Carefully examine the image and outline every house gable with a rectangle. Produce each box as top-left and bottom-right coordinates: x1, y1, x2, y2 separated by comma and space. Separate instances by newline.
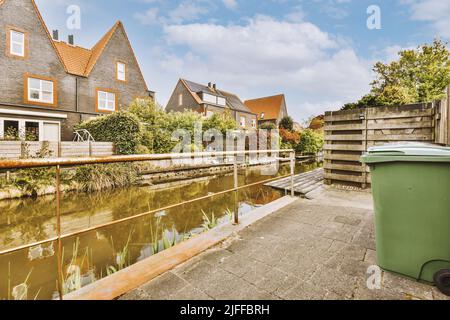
85, 22, 149, 110
166, 79, 201, 113
0, 0, 70, 107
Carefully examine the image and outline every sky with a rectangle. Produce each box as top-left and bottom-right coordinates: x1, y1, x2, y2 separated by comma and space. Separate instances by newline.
34, 0, 450, 123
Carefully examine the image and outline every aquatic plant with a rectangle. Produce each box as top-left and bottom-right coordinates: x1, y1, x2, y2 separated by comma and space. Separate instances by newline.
201, 210, 217, 231
62, 238, 94, 295
106, 230, 134, 276
10, 268, 33, 300
74, 163, 139, 192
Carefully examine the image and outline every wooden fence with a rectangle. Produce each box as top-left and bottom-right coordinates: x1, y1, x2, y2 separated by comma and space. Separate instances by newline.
0, 141, 114, 159
324, 102, 445, 188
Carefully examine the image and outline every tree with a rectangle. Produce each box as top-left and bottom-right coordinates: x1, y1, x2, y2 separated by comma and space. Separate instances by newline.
343, 40, 450, 110
279, 116, 294, 131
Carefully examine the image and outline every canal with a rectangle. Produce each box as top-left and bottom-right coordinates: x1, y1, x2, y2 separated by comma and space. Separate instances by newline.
0, 161, 319, 300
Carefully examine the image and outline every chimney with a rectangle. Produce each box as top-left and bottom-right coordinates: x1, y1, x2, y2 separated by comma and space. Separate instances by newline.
208, 82, 212, 88
52, 30, 59, 41
213, 84, 217, 90
68, 35, 74, 45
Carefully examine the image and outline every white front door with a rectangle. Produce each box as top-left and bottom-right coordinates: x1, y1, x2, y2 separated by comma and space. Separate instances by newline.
43, 122, 60, 142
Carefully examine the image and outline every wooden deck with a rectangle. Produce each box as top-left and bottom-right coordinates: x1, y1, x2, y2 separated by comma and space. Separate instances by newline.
265, 168, 324, 196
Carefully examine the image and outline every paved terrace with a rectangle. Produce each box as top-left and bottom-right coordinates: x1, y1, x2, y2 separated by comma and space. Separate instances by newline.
122, 187, 449, 300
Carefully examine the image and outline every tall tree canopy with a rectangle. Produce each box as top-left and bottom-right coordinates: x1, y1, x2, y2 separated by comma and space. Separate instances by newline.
342, 40, 450, 110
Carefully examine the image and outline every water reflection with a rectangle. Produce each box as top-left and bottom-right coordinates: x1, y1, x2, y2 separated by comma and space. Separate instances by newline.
0, 162, 318, 300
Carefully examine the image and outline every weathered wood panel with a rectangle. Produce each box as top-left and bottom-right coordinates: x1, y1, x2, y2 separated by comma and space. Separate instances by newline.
324, 103, 438, 188
0, 141, 114, 159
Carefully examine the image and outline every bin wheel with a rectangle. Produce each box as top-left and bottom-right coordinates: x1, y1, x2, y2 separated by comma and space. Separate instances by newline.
434, 269, 450, 297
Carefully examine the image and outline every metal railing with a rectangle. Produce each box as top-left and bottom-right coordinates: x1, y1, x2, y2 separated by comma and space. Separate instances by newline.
0, 149, 295, 300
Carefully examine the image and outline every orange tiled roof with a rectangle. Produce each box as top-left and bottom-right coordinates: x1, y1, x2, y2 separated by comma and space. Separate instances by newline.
244, 94, 285, 120
53, 42, 92, 76
52, 21, 121, 77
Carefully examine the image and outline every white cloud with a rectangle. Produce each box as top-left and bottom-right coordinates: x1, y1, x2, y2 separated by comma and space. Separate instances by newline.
222, 0, 238, 10
402, 0, 450, 38
157, 15, 372, 120
134, 8, 159, 25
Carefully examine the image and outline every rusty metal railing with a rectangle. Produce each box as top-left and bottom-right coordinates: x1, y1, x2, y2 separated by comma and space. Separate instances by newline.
0, 149, 296, 300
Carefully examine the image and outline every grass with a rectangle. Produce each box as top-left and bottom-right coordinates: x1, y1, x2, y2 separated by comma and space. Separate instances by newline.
201, 210, 217, 231
106, 230, 134, 276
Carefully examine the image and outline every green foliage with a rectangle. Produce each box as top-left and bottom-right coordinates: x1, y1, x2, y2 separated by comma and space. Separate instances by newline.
279, 116, 294, 131
73, 163, 139, 192
203, 113, 237, 134
201, 210, 217, 231
343, 40, 450, 110
14, 143, 55, 198
76, 112, 142, 155
260, 122, 277, 130
296, 129, 324, 155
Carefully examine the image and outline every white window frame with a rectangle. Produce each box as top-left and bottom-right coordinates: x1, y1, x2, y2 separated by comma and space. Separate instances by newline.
10, 30, 25, 57
217, 97, 226, 106
178, 93, 183, 106
0, 117, 60, 142
117, 62, 126, 81
27, 77, 54, 104
202, 93, 217, 104
97, 90, 116, 112
240, 116, 246, 127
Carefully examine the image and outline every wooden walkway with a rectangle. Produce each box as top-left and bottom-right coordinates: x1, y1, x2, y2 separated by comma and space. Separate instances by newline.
265, 168, 324, 196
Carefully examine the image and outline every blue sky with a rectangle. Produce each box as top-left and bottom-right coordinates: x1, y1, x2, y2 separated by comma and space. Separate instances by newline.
35, 0, 450, 122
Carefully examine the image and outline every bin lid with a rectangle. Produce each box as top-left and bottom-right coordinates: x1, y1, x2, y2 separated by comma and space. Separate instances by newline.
361, 143, 450, 164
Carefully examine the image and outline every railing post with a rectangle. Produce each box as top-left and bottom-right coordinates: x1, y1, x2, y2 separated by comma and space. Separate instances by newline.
290, 151, 295, 197
55, 165, 64, 300
233, 153, 239, 225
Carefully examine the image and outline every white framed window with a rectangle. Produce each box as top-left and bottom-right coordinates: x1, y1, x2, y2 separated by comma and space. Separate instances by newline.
10, 30, 25, 57
117, 62, 126, 81
97, 90, 116, 112
202, 93, 217, 104
178, 93, 183, 106
217, 97, 226, 106
252, 119, 257, 129
28, 77, 54, 104
240, 116, 246, 127
0, 117, 60, 142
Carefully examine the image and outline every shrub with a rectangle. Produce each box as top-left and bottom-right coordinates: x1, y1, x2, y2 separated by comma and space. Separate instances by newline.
76, 112, 142, 155
260, 122, 277, 130
279, 116, 294, 131
296, 129, 324, 155
74, 163, 139, 192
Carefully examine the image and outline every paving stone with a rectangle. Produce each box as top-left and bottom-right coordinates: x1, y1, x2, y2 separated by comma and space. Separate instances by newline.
364, 249, 377, 265
139, 272, 187, 299
168, 285, 213, 300
309, 265, 358, 299
121, 189, 443, 301
382, 271, 434, 300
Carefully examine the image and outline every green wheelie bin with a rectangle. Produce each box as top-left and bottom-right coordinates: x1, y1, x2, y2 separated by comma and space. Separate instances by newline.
361, 144, 450, 295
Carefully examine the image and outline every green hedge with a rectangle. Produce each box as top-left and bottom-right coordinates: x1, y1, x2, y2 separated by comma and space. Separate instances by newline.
76, 112, 142, 155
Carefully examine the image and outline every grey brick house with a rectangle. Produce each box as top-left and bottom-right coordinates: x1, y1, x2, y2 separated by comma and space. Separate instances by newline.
166, 79, 257, 130
0, 0, 152, 141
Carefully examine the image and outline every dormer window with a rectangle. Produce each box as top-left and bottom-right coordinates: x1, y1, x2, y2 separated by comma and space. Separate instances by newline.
117, 61, 126, 82
202, 93, 217, 104
7, 27, 28, 58
217, 97, 226, 106
201, 92, 227, 106
261, 112, 265, 119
